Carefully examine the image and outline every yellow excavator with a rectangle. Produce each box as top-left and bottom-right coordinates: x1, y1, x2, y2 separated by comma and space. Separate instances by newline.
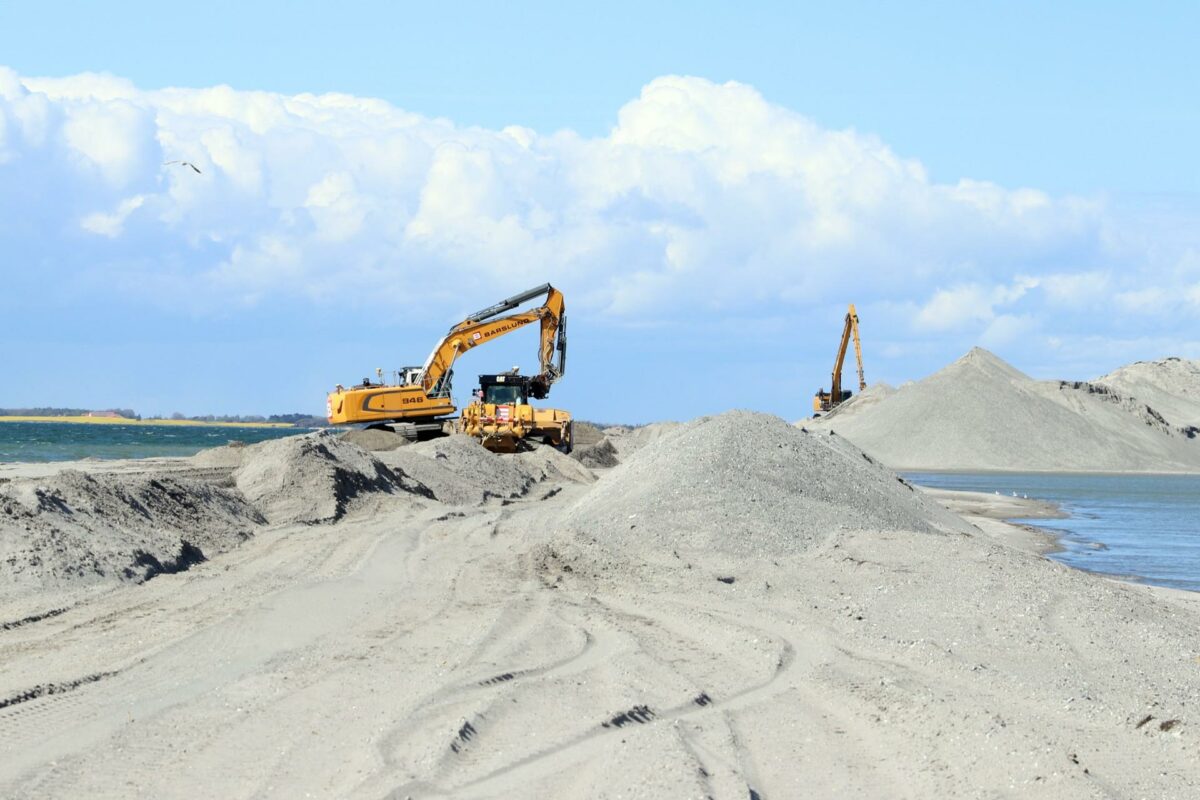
813, 303, 865, 415
326, 284, 568, 442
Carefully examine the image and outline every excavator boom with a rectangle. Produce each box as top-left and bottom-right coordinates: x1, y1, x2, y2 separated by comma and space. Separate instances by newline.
418, 284, 566, 398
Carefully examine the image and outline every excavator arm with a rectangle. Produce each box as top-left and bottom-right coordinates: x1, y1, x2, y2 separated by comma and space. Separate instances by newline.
419, 283, 566, 398
851, 307, 865, 392
829, 306, 853, 403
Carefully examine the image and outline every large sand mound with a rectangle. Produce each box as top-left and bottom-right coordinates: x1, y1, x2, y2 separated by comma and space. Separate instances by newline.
566, 410, 965, 560
1096, 356, 1200, 431
233, 432, 432, 524
0, 470, 263, 599
810, 348, 1200, 472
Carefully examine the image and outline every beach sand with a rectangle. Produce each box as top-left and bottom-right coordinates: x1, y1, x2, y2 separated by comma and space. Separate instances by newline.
2, 415, 1199, 798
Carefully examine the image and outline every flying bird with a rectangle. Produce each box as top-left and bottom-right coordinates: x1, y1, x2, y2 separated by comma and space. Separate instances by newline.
163, 160, 202, 174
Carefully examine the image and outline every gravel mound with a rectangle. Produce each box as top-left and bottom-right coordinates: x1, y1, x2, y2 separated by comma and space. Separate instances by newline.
571, 438, 619, 469
190, 442, 247, 469
571, 422, 606, 447
380, 435, 593, 506
0, 470, 264, 598
1096, 357, 1200, 430
602, 422, 683, 457
338, 428, 410, 452
566, 410, 963, 560
233, 432, 432, 524
808, 348, 1200, 472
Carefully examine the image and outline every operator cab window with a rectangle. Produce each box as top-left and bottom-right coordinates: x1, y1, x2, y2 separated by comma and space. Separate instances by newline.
484, 385, 523, 405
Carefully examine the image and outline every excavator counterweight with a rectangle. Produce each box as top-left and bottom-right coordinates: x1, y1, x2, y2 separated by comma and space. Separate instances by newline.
814, 304, 866, 415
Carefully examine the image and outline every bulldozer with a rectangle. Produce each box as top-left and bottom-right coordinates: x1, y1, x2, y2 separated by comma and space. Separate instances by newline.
813, 303, 865, 415
459, 370, 573, 453
326, 284, 569, 442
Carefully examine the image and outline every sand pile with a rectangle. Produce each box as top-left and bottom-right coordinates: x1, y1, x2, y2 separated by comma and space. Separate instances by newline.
566, 410, 965, 561
0, 429, 595, 599
1096, 356, 1200, 430
809, 348, 1200, 472
337, 427, 411, 452
601, 422, 683, 457
380, 435, 593, 506
0, 470, 263, 598
571, 437, 619, 468
570, 422, 606, 447
189, 441, 248, 469
232, 432, 432, 524
567, 422, 619, 468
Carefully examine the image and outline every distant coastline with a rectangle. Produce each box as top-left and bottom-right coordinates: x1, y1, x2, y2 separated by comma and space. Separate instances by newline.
0, 416, 297, 429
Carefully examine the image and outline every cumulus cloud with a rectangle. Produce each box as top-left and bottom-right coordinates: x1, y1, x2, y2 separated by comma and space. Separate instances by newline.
1, 63, 1196, 378
914, 277, 1039, 331
1, 68, 1119, 314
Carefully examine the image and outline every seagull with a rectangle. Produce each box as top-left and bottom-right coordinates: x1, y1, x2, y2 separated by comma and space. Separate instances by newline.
163, 160, 202, 174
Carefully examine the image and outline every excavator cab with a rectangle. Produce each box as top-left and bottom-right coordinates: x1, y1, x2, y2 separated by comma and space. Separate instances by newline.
813, 388, 853, 414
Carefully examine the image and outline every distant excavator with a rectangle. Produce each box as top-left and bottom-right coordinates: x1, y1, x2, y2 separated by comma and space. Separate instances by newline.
813, 304, 865, 415
326, 284, 569, 443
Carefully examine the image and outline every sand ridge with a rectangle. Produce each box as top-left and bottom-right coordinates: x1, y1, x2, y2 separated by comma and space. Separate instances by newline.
1096, 356, 1200, 430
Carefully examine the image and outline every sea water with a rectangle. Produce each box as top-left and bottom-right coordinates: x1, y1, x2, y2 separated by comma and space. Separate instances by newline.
0, 421, 307, 463
906, 471, 1200, 593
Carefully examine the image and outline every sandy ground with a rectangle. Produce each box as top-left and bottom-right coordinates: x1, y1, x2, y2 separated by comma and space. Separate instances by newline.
3, 418, 1200, 799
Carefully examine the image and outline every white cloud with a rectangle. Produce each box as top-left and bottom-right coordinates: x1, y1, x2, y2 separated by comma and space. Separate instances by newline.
914, 277, 1039, 331
0, 67, 1196, 345
914, 285, 996, 330
980, 313, 1036, 347
1114, 287, 1171, 314
81, 194, 145, 237
1038, 271, 1111, 307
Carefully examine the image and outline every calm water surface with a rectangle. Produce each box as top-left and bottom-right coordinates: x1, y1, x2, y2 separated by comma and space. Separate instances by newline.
0, 421, 308, 463
905, 471, 1200, 593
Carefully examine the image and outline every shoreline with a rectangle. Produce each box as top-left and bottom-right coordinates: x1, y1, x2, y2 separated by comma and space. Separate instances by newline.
920, 485, 1069, 557
0, 416, 299, 429
901, 465, 1200, 477
921, 484, 1200, 598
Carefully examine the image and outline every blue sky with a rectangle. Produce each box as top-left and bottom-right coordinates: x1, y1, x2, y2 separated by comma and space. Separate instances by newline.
1, 2, 1198, 421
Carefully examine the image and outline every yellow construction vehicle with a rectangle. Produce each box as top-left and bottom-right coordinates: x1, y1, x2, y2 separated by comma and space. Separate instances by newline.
813, 303, 865, 415
326, 284, 567, 439
459, 370, 573, 453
